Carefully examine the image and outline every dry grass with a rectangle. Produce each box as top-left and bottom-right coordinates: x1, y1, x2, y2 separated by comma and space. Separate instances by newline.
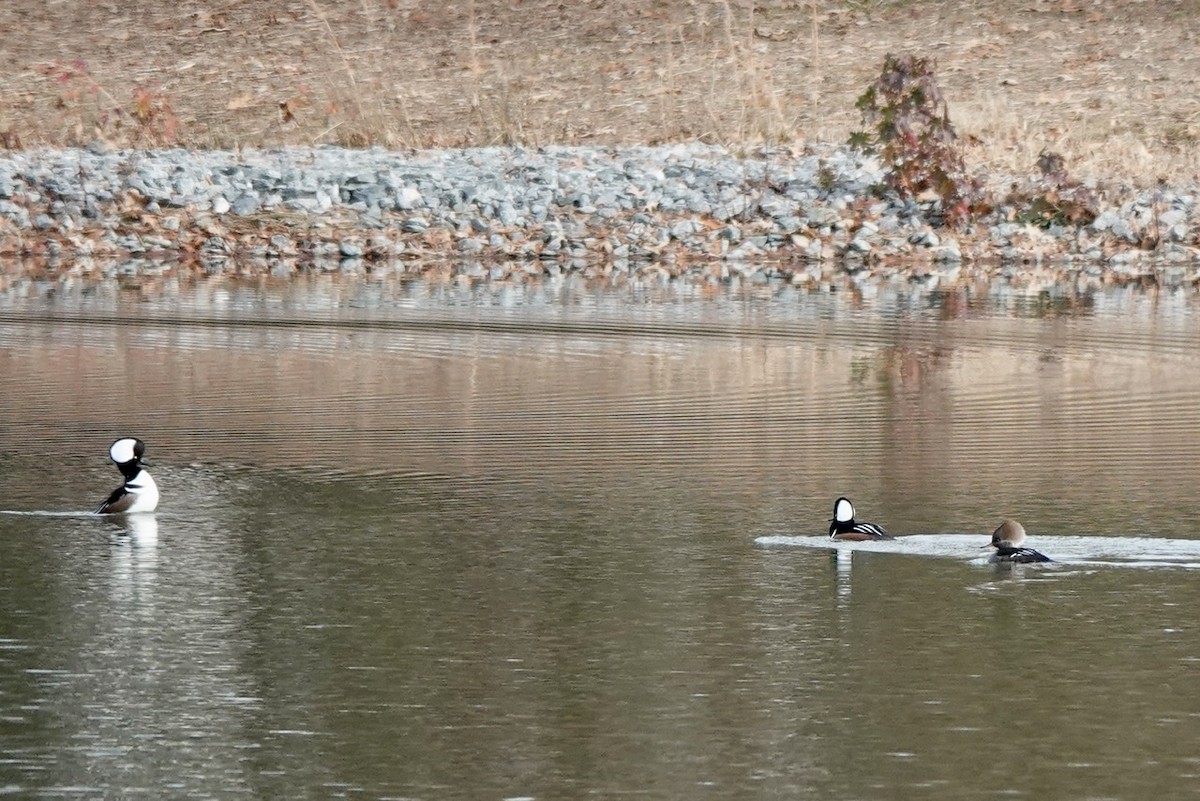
1, 0, 1198, 186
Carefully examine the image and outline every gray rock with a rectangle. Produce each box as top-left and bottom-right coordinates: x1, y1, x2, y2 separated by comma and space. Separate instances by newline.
1110, 219, 1135, 241
807, 207, 841, 227
231, 194, 260, 215
774, 215, 804, 234
670, 220, 703, 240
1160, 208, 1187, 228
1092, 210, 1120, 231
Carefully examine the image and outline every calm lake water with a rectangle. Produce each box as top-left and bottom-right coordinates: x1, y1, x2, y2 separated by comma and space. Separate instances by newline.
3, 270, 1200, 799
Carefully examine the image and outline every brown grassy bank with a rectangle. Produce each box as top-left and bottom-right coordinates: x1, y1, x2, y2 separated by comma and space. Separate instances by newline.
1, 0, 1198, 187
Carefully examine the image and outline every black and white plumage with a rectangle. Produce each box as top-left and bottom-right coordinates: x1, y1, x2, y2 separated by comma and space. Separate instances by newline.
96, 437, 159, 514
987, 519, 1051, 563
828, 497, 893, 541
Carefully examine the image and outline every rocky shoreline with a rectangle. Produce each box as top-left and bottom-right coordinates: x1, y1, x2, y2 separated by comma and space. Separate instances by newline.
1, 143, 1198, 284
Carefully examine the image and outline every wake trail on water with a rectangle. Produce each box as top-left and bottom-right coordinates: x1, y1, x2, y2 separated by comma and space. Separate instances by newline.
756, 533, 1200, 569
0, 510, 101, 517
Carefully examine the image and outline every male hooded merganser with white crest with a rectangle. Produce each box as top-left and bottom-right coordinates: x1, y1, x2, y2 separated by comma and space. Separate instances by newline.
96, 437, 159, 514
986, 519, 1050, 563
828, 497, 893, 541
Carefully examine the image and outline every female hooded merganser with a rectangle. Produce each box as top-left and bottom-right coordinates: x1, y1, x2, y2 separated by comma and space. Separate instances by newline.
96, 438, 159, 514
987, 519, 1050, 563
828, 497, 893, 541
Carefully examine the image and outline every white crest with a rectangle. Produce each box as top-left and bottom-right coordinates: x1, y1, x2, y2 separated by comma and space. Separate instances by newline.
834, 497, 854, 523
109, 438, 139, 464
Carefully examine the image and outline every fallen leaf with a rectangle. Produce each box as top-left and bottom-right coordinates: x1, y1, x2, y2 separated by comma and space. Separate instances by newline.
226, 93, 255, 111
279, 95, 310, 122
753, 26, 789, 41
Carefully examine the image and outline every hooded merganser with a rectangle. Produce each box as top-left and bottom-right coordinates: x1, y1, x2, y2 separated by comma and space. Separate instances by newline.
987, 519, 1050, 563
828, 497, 893, 541
96, 438, 159, 514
